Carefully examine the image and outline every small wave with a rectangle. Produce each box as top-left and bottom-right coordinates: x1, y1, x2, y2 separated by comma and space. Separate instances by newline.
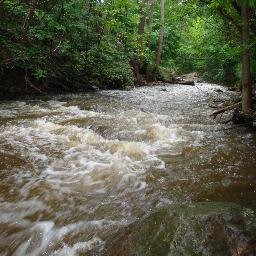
0, 110, 193, 195
14, 220, 112, 256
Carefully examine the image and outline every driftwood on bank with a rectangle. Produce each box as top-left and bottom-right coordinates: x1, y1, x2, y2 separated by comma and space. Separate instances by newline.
210, 102, 241, 119
169, 79, 195, 86
176, 80, 195, 86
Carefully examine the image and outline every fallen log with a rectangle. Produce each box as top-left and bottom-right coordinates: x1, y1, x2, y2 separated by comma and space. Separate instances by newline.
227, 86, 240, 92
178, 80, 195, 86
208, 104, 220, 109
210, 102, 241, 119
170, 80, 195, 86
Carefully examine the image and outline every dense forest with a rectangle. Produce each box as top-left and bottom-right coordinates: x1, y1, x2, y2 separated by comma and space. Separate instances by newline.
0, 1, 255, 102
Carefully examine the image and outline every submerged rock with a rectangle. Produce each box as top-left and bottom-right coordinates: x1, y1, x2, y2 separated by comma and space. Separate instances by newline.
104, 202, 256, 256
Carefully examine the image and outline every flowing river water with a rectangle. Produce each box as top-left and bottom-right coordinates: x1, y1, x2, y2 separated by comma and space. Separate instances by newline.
0, 83, 256, 255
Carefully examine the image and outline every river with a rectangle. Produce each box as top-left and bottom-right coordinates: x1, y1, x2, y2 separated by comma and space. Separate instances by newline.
0, 83, 255, 255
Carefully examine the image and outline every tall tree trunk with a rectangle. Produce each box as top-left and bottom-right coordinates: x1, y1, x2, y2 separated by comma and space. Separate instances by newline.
241, 3, 252, 113
23, 0, 38, 30
147, 0, 155, 46
155, 0, 165, 73
132, 0, 148, 85
138, 0, 148, 49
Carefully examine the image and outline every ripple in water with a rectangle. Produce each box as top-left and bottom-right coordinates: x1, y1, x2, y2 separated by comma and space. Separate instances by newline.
0, 84, 255, 255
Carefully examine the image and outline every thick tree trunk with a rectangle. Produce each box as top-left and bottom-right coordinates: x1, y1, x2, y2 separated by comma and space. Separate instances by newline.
155, 0, 165, 72
241, 3, 252, 113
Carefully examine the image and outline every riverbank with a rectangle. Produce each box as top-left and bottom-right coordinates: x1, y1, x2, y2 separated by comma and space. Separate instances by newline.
1, 75, 255, 128
0, 68, 131, 100
0, 70, 198, 100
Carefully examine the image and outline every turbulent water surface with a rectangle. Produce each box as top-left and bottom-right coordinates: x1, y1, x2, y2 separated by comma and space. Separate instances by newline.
0, 83, 256, 255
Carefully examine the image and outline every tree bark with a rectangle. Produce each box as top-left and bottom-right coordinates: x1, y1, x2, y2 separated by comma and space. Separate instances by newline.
133, 0, 148, 85
155, 0, 165, 72
138, 0, 148, 49
147, 0, 155, 46
241, 3, 252, 113
23, 0, 38, 30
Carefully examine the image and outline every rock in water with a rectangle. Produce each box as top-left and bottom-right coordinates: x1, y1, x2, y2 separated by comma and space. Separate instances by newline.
103, 202, 256, 256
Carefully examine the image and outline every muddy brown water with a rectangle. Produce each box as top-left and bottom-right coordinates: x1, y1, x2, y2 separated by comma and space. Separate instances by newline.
0, 84, 255, 255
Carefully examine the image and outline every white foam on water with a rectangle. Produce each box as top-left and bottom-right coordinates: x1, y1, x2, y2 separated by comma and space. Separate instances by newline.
0, 86, 222, 255
52, 237, 104, 256
14, 221, 55, 256
0, 104, 196, 196
0, 200, 47, 225
14, 220, 115, 256
144, 123, 184, 142
0, 99, 110, 122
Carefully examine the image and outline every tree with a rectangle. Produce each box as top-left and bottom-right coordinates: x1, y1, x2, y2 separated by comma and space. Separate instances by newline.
138, 0, 148, 48
241, 2, 252, 112
155, 0, 165, 74
211, 0, 255, 112
147, 0, 155, 46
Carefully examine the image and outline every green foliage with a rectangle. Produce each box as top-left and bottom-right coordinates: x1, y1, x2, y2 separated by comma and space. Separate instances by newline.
0, 0, 139, 89
157, 0, 256, 84
0, 0, 255, 92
